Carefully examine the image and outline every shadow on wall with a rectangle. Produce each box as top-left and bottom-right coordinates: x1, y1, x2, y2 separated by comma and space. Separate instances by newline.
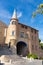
0, 63, 4, 65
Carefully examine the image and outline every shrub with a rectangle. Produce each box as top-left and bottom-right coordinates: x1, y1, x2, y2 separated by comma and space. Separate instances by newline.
27, 54, 38, 59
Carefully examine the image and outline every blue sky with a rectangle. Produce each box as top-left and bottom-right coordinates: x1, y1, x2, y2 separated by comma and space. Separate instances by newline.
0, 0, 43, 42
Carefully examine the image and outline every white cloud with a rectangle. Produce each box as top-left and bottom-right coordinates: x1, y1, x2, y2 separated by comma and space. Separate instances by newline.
0, 9, 11, 19
0, 8, 22, 20
17, 12, 22, 18
41, 41, 43, 43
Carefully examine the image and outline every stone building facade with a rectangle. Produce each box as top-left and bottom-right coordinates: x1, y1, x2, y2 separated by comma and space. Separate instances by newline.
0, 10, 43, 57
0, 21, 7, 45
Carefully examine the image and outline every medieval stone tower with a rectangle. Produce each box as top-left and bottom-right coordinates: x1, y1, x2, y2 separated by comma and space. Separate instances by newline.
5, 10, 18, 46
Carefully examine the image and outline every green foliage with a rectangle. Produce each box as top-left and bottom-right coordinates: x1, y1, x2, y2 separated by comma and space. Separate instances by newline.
41, 10, 43, 14
39, 4, 43, 8
27, 54, 38, 59
39, 39, 43, 50
27, 54, 32, 58
32, 12, 36, 18
39, 39, 41, 43
36, 9, 40, 13
40, 43, 43, 49
32, 4, 43, 18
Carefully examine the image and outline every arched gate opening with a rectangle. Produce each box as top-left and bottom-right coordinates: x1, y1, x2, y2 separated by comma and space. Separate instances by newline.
16, 41, 28, 57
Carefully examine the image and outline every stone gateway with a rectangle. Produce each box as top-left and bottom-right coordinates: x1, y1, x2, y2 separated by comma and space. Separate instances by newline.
0, 10, 43, 57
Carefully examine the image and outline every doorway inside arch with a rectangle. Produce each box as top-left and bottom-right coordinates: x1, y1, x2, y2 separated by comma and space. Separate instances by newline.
16, 41, 28, 57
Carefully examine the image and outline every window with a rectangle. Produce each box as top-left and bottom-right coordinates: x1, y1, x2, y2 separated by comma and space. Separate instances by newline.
12, 31, 15, 36
35, 30, 36, 34
35, 36, 36, 40
25, 34, 28, 38
12, 21, 16, 25
32, 45, 34, 50
20, 32, 24, 38
25, 26, 27, 29
35, 46, 37, 50
31, 28, 33, 33
32, 35, 33, 40
21, 25, 24, 28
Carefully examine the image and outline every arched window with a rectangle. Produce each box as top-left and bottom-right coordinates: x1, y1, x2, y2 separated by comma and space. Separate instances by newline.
12, 21, 16, 25
25, 34, 28, 38
12, 31, 15, 36
20, 32, 24, 38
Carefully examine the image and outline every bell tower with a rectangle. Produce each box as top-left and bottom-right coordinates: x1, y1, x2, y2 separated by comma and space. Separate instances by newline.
10, 10, 18, 25
5, 10, 18, 46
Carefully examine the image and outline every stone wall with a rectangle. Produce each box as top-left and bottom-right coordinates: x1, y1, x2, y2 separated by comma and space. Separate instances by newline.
0, 21, 7, 45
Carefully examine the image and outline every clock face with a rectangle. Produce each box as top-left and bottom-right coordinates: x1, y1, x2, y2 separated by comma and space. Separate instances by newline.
12, 21, 16, 24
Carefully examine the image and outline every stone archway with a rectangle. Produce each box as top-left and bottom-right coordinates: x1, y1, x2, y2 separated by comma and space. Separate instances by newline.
16, 41, 28, 57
